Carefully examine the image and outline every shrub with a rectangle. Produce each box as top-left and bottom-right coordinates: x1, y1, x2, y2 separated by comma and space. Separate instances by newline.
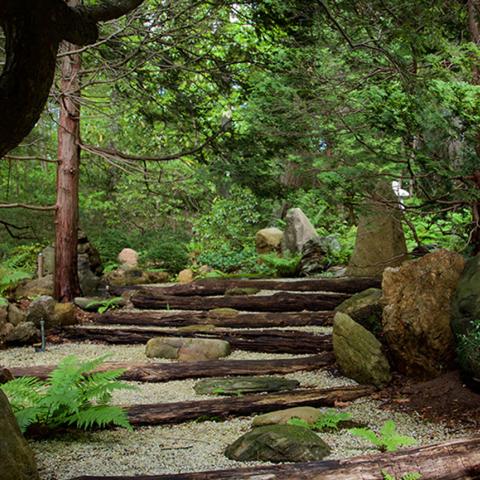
1, 355, 134, 433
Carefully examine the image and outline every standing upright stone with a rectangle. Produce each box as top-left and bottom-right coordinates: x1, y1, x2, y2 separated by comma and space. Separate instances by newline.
118, 248, 139, 270
347, 182, 408, 277
282, 208, 319, 254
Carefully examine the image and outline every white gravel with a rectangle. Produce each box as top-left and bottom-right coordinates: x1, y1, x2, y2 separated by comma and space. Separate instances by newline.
0, 342, 467, 479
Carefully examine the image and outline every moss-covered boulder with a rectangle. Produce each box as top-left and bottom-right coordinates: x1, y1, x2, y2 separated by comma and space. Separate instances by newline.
452, 254, 480, 387
225, 425, 331, 462
335, 288, 383, 338
333, 312, 391, 387
0, 390, 40, 480
194, 376, 299, 396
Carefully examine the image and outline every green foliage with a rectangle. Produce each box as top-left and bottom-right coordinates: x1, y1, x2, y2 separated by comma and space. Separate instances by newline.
0, 269, 31, 296
258, 253, 300, 277
1, 244, 43, 273
1, 355, 134, 434
0, 297, 8, 307
287, 409, 352, 432
456, 320, 480, 377
86, 297, 123, 314
382, 471, 422, 480
350, 420, 417, 452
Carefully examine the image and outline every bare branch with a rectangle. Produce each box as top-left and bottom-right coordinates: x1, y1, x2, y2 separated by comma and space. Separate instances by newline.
0, 203, 56, 211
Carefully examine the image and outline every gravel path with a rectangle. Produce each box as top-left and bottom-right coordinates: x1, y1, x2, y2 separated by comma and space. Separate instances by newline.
0, 342, 467, 480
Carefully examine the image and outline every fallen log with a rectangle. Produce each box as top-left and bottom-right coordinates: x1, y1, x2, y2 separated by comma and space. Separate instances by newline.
131, 291, 349, 312
60, 325, 332, 354
70, 435, 480, 480
126, 385, 375, 426
10, 352, 335, 382
111, 277, 380, 296
98, 310, 334, 328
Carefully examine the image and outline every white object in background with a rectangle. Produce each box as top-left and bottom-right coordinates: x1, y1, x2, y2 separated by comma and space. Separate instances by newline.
392, 180, 410, 209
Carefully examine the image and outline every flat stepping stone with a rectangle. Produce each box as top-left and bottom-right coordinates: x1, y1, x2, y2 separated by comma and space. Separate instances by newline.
225, 424, 331, 462
194, 376, 299, 396
253, 406, 321, 426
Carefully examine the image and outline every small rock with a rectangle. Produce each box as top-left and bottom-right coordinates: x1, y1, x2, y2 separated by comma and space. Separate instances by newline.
333, 312, 391, 387
118, 248, 139, 269
15, 275, 53, 299
194, 376, 299, 396
0, 367, 13, 384
255, 227, 284, 254
225, 425, 331, 463
145, 337, 231, 361
6, 322, 38, 345
252, 407, 321, 426
208, 308, 239, 318
26, 296, 55, 327
0, 322, 14, 342
52, 303, 76, 327
178, 269, 194, 284
145, 271, 170, 283
7, 304, 26, 327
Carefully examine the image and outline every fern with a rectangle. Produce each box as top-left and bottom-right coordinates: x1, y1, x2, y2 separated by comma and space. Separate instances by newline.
287, 409, 352, 432
0, 355, 135, 433
382, 470, 422, 480
350, 420, 417, 452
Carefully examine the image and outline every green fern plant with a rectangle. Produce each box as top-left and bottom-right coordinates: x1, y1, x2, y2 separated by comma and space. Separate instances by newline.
258, 253, 301, 277
382, 470, 422, 480
86, 297, 123, 314
0, 355, 134, 433
0, 268, 31, 295
350, 420, 417, 452
288, 409, 352, 432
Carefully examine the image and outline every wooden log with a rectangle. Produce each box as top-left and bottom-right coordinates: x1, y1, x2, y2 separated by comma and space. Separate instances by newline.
110, 277, 380, 296
98, 310, 334, 328
126, 385, 375, 426
9, 352, 335, 382
131, 291, 349, 312
69, 436, 480, 480
60, 326, 332, 354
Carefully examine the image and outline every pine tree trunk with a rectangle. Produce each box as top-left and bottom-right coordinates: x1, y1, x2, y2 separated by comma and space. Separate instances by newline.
54, 0, 82, 302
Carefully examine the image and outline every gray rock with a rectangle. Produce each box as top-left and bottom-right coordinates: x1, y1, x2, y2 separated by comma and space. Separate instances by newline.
383, 250, 464, 378
8, 304, 26, 327
347, 181, 408, 277
26, 296, 55, 327
52, 303, 77, 327
15, 275, 54, 299
145, 337, 231, 361
282, 208, 319, 254
299, 238, 328, 276
40, 245, 55, 275
78, 254, 103, 296
6, 322, 38, 345
256, 227, 284, 254
0, 390, 40, 480
335, 288, 383, 339
252, 407, 321, 426
225, 425, 331, 463
333, 312, 391, 387
194, 376, 299, 396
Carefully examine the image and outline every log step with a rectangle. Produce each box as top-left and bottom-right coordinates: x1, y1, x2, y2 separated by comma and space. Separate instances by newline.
60, 325, 333, 354
69, 436, 480, 480
98, 310, 334, 328
131, 291, 349, 312
9, 352, 334, 383
112, 277, 380, 297
125, 385, 375, 426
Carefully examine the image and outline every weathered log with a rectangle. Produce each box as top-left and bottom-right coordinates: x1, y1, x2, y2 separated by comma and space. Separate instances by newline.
110, 277, 380, 296
131, 291, 349, 312
98, 310, 334, 328
69, 436, 480, 480
60, 325, 332, 354
10, 352, 334, 382
126, 386, 375, 426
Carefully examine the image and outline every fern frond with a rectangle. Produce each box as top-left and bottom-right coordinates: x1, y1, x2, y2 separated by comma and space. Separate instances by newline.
1, 376, 43, 409
73, 405, 132, 431
14, 406, 44, 433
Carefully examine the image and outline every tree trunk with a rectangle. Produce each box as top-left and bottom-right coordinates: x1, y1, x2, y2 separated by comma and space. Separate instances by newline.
125, 386, 374, 426
9, 353, 334, 382
69, 436, 480, 480
54, 2, 82, 302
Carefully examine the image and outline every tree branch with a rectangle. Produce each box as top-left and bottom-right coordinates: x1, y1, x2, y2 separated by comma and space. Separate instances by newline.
0, 203, 57, 211
78, 0, 145, 23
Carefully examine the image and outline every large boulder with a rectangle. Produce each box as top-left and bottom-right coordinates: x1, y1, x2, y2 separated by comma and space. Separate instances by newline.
194, 376, 299, 396
145, 336, 231, 361
282, 208, 319, 254
382, 249, 464, 378
0, 390, 40, 480
451, 254, 480, 387
347, 182, 408, 277
335, 288, 383, 339
333, 312, 391, 387
256, 227, 284, 254
225, 425, 331, 463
